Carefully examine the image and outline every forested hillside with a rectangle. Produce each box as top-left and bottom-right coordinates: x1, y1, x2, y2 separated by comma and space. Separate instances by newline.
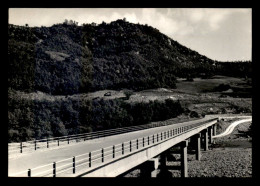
8, 19, 252, 95
8, 19, 252, 142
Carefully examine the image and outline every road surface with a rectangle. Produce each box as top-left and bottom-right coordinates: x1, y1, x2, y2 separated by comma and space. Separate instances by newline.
9, 117, 214, 176
213, 118, 252, 138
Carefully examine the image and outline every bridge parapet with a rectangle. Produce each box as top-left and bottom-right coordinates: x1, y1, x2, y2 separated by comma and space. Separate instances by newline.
10, 118, 218, 177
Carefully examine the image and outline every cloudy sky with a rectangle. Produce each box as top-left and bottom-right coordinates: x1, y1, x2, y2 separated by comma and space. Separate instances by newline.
9, 8, 252, 62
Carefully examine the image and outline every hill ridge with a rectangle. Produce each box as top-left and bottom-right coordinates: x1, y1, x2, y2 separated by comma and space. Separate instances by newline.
8, 19, 251, 95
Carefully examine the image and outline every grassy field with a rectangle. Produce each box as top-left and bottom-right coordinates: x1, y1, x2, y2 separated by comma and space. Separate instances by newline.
14, 75, 252, 117
175, 75, 251, 94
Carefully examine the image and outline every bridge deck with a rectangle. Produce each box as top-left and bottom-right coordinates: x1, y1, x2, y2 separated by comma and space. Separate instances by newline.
9, 116, 218, 177
10, 115, 251, 177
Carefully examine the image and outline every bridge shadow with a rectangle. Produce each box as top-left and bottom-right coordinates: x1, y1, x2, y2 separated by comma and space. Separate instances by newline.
157, 168, 172, 178
166, 165, 181, 170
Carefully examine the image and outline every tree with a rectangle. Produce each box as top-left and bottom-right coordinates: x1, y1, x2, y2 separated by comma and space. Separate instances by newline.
123, 90, 133, 100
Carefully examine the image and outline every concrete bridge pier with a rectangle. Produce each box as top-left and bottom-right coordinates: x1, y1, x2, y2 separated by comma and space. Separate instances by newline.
156, 150, 172, 178
193, 134, 201, 160
208, 126, 213, 144
200, 132, 205, 148
213, 124, 217, 136
189, 134, 201, 161
158, 140, 189, 178
202, 129, 208, 151
139, 158, 159, 177
180, 140, 188, 177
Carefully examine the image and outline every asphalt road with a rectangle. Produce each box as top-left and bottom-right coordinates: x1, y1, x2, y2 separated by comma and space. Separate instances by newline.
9, 115, 251, 177
213, 118, 252, 138
8, 117, 214, 176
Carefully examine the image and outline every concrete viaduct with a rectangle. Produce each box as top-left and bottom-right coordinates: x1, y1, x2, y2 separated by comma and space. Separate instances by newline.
80, 118, 217, 177
9, 115, 252, 177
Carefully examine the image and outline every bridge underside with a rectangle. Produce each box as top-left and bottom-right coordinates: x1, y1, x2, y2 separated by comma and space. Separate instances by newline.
79, 120, 217, 177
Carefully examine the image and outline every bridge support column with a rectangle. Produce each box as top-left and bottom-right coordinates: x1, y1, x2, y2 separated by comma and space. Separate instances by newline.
202, 129, 208, 151
213, 124, 217, 136
200, 132, 204, 148
181, 140, 188, 177
157, 150, 174, 178
208, 126, 213, 144
160, 151, 167, 169
139, 158, 159, 177
194, 134, 201, 161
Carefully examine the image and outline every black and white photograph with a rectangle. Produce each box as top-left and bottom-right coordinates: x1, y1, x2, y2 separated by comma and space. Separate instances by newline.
7, 7, 253, 180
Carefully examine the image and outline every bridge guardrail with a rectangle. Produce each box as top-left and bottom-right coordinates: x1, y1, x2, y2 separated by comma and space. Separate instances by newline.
8, 118, 198, 155
9, 118, 218, 177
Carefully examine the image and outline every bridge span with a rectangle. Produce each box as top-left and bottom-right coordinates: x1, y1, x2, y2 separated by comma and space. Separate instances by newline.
8, 114, 251, 177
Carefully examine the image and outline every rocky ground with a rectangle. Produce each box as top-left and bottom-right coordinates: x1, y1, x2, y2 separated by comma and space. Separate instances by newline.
124, 119, 252, 177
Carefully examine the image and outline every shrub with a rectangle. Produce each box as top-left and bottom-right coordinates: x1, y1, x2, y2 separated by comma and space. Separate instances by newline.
123, 90, 133, 100
214, 84, 231, 92
189, 111, 200, 118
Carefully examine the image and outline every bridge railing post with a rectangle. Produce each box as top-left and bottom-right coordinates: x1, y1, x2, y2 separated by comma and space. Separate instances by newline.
73, 156, 75, 174
143, 138, 145, 147
113, 145, 115, 158
28, 169, 31, 177
130, 141, 132, 152
153, 135, 154, 144
35, 140, 37, 150
101, 148, 104, 162
137, 139, 138, 149
20, 142, 22, 153
148, 136, 149, 145
157, 134, 159, 142
122, 143, 124, 155
57, 137, 59, 146
161, 132, 163, 140
47, 138, 49, 148
53, 162, 56, 177
89, 152, 91, 167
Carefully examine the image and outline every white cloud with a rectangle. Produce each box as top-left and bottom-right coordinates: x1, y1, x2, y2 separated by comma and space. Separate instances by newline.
189, 9, 204, 23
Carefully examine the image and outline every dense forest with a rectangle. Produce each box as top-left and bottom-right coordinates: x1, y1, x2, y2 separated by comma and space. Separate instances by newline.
8, 19, 252, 95
8, 89, 184, 142
8, 19, 252, 142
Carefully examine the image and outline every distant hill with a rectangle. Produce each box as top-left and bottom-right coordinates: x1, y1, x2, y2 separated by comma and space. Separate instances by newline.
8, 19, 252, 95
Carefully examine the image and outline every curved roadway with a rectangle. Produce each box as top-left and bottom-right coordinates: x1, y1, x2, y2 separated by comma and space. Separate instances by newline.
213, 118, 252, 138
